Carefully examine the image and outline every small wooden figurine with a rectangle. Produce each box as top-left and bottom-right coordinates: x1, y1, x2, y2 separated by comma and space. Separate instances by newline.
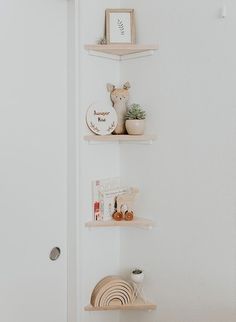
107, 82, 131, 134
113, 187, 139, 221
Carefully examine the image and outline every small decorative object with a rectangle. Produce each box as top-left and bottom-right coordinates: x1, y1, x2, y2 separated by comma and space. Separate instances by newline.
131, 269, 144, 284
90, 276, 135, 307
125, 104, 146, 135
101, 186, 130, 221
107, 82, 131, 134
97, 37, 107, 45
92, 178, 130, 221
105, 9, 136, 44
113, 187, 139, 221
113, 212, 123, 221
86, 102, 117, 135
130, 269, 146, 302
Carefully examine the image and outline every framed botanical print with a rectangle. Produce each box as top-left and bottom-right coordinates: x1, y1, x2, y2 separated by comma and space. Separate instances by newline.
105, 9, 136, 44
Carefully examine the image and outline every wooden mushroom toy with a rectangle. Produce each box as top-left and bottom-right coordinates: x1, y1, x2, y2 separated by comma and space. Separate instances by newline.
113, 188, 139, 221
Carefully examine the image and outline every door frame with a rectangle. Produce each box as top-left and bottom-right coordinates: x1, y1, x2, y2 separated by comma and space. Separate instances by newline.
67, 1, 80, 322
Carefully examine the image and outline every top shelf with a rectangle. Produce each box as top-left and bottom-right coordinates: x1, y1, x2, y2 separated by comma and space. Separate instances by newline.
84, 44, 159, 61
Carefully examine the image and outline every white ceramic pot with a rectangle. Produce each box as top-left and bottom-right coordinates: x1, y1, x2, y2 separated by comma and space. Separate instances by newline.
125, 120, 145, 135
131, 270, 144, 284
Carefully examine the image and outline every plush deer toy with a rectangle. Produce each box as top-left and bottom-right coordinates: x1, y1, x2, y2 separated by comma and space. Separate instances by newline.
107, 82, 131, 134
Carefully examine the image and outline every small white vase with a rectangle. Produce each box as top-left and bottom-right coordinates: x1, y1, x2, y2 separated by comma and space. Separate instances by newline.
131, 270, 144, 284
125, 120, 145, 135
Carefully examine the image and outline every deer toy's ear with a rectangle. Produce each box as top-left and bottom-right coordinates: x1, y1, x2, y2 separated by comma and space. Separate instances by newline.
107, 83, 115, 93
123, 81, 131, 90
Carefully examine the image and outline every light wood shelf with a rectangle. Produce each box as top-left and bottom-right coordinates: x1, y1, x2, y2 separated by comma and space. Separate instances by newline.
84, 44, 158, 60
85, 44, 159, 55
85, 217, 155, 229
84, 134, 157, 143
85, 300, 157, 311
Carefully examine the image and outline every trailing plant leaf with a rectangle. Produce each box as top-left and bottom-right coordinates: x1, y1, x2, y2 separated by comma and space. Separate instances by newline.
125, 104, 146, 120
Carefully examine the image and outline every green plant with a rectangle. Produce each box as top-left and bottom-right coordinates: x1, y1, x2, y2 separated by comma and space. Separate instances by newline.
125, 104, 146, 120
132, 269, 143, 274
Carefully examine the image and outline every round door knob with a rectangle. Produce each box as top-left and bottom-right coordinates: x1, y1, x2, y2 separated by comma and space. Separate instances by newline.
49, 247, 61, 261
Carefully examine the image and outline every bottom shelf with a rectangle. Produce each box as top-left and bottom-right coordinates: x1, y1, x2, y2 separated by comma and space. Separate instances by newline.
84, 299, 157, 311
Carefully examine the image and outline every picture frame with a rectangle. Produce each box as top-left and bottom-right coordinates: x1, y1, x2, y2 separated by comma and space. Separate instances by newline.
105, 9, 136, 44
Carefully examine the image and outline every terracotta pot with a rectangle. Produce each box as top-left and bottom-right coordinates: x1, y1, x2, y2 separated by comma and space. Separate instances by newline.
125, 120, 145, 135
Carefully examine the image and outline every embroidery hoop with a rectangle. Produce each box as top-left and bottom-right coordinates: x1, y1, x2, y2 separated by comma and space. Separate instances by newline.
86, 102, 118, 136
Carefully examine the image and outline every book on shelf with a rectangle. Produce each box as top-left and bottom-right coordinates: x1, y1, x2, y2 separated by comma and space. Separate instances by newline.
92, 177, 129, 221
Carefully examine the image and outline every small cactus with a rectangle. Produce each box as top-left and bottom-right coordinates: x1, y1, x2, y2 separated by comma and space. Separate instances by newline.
125, 104, 146, 120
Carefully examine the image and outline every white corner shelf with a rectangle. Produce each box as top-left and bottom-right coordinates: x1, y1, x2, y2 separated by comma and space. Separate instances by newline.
84, 134, 157, 144
85, 217, 155, 230
84, 44, 158, 61
84, 299, 157, 311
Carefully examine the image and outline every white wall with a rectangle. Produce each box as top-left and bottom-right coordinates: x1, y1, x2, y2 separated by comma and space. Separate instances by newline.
77, 1, 121, 322
119, 0, 236, 322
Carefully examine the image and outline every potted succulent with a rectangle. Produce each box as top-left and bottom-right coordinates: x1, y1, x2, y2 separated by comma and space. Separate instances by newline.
131, 268, 144, 284
125, 104, 146, 135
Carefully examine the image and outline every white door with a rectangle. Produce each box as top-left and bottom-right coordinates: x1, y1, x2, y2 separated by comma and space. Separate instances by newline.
0, 1, 68, 321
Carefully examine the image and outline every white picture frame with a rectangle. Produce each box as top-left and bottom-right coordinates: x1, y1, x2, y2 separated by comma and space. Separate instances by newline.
105, 9, 136, 44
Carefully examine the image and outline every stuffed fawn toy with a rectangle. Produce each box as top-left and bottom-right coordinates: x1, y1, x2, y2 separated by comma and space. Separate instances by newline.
107, 82, 131, 134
